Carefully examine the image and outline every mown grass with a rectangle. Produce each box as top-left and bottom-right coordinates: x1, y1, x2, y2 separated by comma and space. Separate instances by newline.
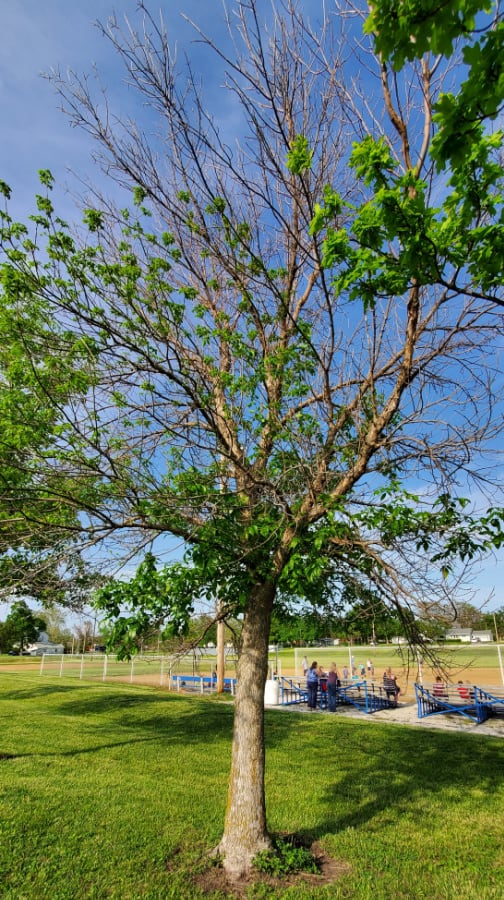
1, 673, 503, 898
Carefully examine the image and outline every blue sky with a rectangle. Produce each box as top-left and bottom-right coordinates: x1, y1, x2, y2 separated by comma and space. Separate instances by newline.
1, 0, 503, 623
0, 0, 234, 625
1, 0, 329, 214
1, 1, 238, 217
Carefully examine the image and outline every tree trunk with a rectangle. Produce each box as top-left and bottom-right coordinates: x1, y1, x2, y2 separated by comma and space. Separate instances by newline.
218, 581, 275, 878
216, 617, 225, 693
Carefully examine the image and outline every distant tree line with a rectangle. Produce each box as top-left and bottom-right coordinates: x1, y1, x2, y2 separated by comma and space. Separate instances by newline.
2, 600, 502, 656
268, 602, 504, 646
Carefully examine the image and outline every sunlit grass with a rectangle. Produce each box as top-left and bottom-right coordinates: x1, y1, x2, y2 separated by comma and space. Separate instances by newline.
1, 673, 503, 898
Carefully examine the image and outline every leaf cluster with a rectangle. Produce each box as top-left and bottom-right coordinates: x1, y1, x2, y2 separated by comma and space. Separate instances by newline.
366, 1, 504, 173
365, 0, 490, 68
252, 836, 319, 877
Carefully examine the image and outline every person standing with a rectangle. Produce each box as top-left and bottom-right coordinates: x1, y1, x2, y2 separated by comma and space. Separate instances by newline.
306, 661, 319, 710
317, 663, 327, 708
327, 662, 340, 712
301, 655, 309, 677
383, 667, 401, 705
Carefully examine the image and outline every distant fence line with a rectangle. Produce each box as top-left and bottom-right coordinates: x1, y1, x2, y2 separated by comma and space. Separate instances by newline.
38, 652, 241, 689
38, 649, 282, 689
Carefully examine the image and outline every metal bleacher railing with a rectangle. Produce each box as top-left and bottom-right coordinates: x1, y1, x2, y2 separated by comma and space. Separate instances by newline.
276, 676, 397, 714
415, 682, 504, 724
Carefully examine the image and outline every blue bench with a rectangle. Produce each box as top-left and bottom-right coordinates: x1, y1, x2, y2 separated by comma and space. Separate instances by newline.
277, 677, 308, 706
335, 680, 397, 714
172, 674, 236, 693
474, 686, 504, 724
415, 682, 504, 725
277, 677, 396, 714
415, 683, 479, 723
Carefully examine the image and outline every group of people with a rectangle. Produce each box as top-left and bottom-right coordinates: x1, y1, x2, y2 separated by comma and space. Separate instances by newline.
302, 655, 375, 681
432, 675, 473, 701
301, 658, 477, 711
303, 657, 402, 710
350, 657, 375, 677
305, 661, 341, 711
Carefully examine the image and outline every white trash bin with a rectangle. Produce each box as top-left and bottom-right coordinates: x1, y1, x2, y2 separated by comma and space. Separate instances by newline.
264, 679, 280, 705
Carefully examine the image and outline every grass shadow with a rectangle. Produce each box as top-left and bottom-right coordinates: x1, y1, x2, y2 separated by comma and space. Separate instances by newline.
294, 719, 504, 839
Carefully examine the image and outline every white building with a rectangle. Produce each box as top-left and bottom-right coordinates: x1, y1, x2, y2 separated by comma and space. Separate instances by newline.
471, 630, 493, 643
445, 626, 493, 643
445, 627, 473, 642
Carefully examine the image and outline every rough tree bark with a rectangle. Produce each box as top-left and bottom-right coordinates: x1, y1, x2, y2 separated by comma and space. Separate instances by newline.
217, 582, 276, 877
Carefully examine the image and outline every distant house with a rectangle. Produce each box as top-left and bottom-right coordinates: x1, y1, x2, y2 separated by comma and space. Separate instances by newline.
471, 630, 493, 643
445, 627, 473, 643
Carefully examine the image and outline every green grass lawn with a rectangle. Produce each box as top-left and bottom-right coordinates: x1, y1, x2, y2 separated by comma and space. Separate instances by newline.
1, 673, 503, 899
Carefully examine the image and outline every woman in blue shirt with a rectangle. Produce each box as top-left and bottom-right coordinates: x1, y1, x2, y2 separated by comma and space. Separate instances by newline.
306, 661, 319, 709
